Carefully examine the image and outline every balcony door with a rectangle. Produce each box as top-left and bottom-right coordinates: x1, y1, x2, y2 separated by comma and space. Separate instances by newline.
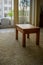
18, 0, 30, 24
0, 0, 14, 28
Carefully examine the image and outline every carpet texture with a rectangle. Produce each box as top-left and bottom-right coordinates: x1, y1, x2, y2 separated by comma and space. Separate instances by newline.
0, 28, 43, 65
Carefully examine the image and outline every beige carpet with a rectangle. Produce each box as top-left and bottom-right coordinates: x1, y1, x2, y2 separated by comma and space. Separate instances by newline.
0, 28, 43, 65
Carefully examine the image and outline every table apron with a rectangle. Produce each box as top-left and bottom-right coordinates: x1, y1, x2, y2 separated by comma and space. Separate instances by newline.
24, 29, 40, 34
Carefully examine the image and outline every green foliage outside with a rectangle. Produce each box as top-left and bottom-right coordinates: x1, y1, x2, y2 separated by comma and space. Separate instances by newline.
19, 10, 29, 16
8, 10, 14, 17
19, 0, 30, 16
8, 10, 29, 17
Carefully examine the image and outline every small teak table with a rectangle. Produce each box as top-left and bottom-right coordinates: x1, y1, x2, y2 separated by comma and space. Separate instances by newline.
16, 24, 40, 47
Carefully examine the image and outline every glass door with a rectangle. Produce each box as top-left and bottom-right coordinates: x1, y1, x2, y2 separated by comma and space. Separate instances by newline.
18, 0, 30, 24
0, 0, 14, 28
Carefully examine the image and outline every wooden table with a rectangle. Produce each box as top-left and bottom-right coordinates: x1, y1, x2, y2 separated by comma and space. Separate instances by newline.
16, 24, 40, 47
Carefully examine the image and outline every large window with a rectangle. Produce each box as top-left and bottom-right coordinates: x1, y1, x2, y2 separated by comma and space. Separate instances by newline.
18, 0, 30, 24
0, 0, 14, 27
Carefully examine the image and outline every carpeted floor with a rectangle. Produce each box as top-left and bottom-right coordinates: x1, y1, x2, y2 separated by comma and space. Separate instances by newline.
0, 28, 43, 65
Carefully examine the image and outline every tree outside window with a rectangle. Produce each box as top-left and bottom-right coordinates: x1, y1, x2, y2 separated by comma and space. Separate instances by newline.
19, 0, 30, 23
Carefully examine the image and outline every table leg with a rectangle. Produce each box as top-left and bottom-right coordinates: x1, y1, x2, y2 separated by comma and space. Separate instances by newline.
27, 34, 29, 38
36, 30, 40, 45
16, 28, 18, 40
22, 33, 26, 47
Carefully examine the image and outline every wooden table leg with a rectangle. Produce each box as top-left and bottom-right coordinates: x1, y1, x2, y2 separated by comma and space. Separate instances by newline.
22, 32, 26, 47
36, 30, 40, 45
27, 34, 29, 38
16, 28, 18, 40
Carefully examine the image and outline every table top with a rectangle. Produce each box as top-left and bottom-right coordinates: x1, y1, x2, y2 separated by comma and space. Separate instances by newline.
16, 24, 40, 29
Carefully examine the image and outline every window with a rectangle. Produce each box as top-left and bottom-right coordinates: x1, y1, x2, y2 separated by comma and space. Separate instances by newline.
9, 7, 12, 10
18, 0, 30, 24
4, 0, 7, 4
9, 0, 12, 4
4, 7, 7, 10
0, 0, 14, 27
4, 13, 7, 17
